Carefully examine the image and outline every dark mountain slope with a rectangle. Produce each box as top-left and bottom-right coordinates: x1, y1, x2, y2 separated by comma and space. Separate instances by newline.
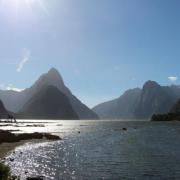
93, 81, 180, 120
0, 68, 98, 120
0, 100, 9, 119
19, 86, 79, 120
134, 81, 175, 119
93, 88, 141, 119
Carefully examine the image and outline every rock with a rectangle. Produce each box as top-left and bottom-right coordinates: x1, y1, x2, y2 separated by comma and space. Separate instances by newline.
26, 176, 44, 180
9, 158, 14, 162
122, 128, 127, 131
43, 133, 61, 140
0, 130, 61, 144
11, 175, 20, 180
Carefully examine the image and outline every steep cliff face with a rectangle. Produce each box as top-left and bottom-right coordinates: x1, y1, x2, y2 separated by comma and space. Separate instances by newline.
93, 81, 180, 120
151, 98, 180, 121
170, 99, 180, 113
19, 86, 79, 120
134, 81, 175, 119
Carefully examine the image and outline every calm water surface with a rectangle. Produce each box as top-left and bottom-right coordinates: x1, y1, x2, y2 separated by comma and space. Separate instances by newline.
2, 120, 180, 180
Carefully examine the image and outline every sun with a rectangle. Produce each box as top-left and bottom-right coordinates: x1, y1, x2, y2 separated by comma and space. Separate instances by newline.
2, 0, 38, 6
0, 0, 48, 15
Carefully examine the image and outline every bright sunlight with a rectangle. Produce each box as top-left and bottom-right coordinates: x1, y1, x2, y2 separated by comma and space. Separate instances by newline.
0, 0, 47, 15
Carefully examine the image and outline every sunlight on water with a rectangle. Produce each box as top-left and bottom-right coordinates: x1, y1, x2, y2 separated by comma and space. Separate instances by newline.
2, 120, 180, 179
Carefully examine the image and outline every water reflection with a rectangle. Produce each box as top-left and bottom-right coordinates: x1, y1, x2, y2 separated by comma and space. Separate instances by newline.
3, 120, 180, 179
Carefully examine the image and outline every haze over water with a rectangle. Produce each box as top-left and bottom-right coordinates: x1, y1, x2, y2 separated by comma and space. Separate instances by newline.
4, 120, 180, 180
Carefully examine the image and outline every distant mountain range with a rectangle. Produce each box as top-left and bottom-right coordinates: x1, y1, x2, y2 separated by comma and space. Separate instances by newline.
93, 81, 180, 120
0, 68, 98, 120
1, 69, 180, 120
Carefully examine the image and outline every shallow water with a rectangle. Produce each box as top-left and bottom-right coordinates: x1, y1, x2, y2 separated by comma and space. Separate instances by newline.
2, 120, 180, 180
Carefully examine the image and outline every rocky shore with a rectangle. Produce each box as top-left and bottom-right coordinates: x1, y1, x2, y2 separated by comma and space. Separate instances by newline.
0, 130, 61, 144
0, 129, 61, 180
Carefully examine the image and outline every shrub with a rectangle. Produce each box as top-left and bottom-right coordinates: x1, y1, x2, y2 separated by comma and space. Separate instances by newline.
0, 163, 11, 180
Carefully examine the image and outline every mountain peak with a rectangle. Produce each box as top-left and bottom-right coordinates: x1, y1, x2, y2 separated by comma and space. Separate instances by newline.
143, 80, 160, 89
45, 67, 64, 85
48, 67, 61, 76
48, 67, 58, 72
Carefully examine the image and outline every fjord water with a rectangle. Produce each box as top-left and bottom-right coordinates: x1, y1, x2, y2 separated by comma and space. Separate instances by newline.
5, 120, 180, 180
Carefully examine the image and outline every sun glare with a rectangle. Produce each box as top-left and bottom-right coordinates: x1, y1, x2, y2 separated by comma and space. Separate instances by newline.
4, 0, 37, 6
0, 0, 48, 15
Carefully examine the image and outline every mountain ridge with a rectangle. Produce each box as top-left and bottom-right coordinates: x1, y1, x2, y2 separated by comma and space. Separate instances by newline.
93, 80, 180, 120
0, 68, 99, 120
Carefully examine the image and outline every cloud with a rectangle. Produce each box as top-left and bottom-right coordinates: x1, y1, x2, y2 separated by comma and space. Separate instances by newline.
16, 48, 31, 72
6, 84, 24, 92
0, 84, 24, 92
168, 76, 178, 82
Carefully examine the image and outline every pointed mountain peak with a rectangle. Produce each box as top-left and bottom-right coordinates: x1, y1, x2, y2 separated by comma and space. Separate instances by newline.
48, 67, 59, 74
31, 67, 65, 92
46, 67, 64, 84
47, 67, 61, 77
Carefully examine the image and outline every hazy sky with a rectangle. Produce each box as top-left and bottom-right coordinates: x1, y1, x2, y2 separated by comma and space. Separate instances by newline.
0, 0, 180, 107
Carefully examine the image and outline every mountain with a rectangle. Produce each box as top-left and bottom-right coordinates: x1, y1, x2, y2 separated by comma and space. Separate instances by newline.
19, 86, 79, 120
151, 98, 180, 121
0, 68, 98, 120
0, 100, 9, 119
170, 98, 180, 113
93, 88, 141, 119
93, 81, 180, 120
133, 81, 177, 119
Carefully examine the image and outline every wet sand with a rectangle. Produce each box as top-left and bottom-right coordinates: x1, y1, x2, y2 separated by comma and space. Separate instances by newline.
0, 140, 44, 159
0, 141, 27, 159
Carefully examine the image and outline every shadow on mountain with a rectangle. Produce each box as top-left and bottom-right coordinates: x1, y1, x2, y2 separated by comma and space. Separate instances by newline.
0, 68, 99, 120
93, 81, 180, 120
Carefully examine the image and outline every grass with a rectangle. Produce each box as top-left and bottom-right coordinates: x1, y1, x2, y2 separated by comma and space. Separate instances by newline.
0, 163, 11, 180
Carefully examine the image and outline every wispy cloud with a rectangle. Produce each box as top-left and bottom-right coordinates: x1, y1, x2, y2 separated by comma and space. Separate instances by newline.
0, 84, 24, 92
6, 84, 24, 92
16, 48, 31, 72
168, 76, 178, 82
6, 87, 24, 92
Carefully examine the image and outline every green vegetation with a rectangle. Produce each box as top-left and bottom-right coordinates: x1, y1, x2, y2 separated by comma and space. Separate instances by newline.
0, 163, 10, 180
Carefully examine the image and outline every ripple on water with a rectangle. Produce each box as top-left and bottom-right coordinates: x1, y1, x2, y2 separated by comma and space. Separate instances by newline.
5, 120, 180, 180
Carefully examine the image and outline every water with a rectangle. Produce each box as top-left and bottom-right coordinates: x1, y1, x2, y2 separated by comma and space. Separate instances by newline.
2, 120, 180, 180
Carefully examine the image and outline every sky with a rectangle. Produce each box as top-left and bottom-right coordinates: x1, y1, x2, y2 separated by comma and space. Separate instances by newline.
0, 0, 180, 107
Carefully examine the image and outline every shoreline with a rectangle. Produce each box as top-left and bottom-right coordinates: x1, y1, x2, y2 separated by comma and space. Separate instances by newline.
0, 129, 61, 179
0, 139, 47, 160
0, 141, 27, 159
0, 129, 61, 161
